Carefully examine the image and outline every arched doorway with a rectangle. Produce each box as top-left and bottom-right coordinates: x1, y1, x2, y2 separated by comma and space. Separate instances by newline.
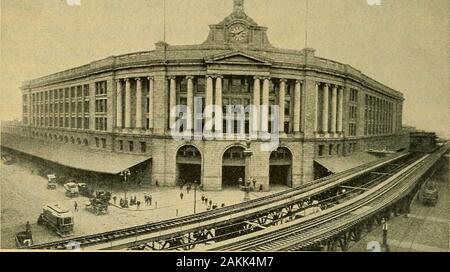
176, 145, 202, 186
269, 147, 292, 187
222, 146, 246, 187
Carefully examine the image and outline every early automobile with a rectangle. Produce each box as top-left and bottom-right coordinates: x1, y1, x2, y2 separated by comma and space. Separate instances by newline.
78, 183, 93, 197
37, 203, 74, 237
15, 231, 33, 248
418, 182, 439, 206
47, 174, 57, 190
64, 182, 79, 197
85, 191, 111, 215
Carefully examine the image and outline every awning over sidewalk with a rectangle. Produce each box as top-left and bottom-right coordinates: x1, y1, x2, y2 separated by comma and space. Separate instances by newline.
314, 152, 380, 174
1, 133, 150, 174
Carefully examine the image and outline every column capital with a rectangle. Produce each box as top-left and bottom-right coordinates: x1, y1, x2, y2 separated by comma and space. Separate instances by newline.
135, 77, 142, 81
185, 75, 195, 80
147, 76, 154, 81
262, 77, 271, 81
215, 75, 224, 79
253, 76, 261, 81
167, 76, 177, 80
323, 83, 330, 88
124, 78, 130, 82
206, 75, 215, 79
296, 79, 304, 85
279, 78, 288, 83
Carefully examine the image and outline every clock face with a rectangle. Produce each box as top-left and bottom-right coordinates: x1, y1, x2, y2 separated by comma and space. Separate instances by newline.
230, 25, 247, 41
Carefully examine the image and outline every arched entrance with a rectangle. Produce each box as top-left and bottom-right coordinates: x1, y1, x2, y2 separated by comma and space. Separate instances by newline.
176, 145, 202, 185
269, 147, 292, 187
222, 146, 246, 187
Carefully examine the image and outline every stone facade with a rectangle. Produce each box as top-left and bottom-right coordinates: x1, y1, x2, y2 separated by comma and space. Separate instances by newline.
9, 0, 409, 191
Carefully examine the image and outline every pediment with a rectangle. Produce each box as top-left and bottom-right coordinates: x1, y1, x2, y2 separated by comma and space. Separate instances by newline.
205, 51, 272, 66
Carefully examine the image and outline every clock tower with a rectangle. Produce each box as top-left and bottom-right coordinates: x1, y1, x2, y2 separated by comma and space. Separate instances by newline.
203, 0, 273, 48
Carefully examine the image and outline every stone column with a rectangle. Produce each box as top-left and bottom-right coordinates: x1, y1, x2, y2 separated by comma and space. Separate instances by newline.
279, 79, 286, 134
148, 77, 154, 130
322, 84, 329, 134
331, 85, 338, 135
169, 77, 177, 129
252, 77, 261, 137
81, 86, 85, 129
52, 90, 56, 127
186, 76, 194, 132
261, 77, 270, 133
135, 78, 143, 129
62, 89, 66, 128
215, 76, 223, 134
124, 78, 131, 128
74, 88, 78, 129
116, 80, 123, 128
68, 88, 72, 128
337, 87, 344, 133
205, 75, 214, 133
294, 80, 301, 134
314, 82, 319, 133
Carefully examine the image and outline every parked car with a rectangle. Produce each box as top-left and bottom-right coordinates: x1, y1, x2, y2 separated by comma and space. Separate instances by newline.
64, 182, 79, 197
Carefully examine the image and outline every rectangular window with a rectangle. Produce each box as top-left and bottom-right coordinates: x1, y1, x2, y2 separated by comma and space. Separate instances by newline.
101, 138, 106, 149
329, 145, 333, 156
95, 137, 100, 147
140, 142, 147, 153
119, 140, 123, 151
318, 145, 324, 157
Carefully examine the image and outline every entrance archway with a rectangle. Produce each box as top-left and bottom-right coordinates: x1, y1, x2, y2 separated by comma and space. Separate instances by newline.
269, 147, 292, 187
222, 146, 246, 187
176, 145, 202, 186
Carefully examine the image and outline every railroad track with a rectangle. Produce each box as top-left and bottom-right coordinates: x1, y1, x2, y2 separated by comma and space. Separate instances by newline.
27, 153, 410, 250
206, 146, 447, 251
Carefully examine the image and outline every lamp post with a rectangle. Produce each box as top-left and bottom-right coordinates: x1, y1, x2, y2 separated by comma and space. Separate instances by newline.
382, 218, 390, 252
193, 182, 198, 214
120, 169, 131, 200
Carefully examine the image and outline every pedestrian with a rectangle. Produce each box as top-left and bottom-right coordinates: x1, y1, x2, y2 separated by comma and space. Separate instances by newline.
136, 201, 141, 210
74, 201, 78, 212
180, 192, 184, 200
149, 195, 152, 206
155, 180, 159, 187
209, 200, 212, 207
113, 196, 117, 205
259, 184, 263, 192
201, 195, 205, 202
205, 197, 208, 205
221, 203, 225, 208
186, 185, 190, 194
252, 178, 257, 188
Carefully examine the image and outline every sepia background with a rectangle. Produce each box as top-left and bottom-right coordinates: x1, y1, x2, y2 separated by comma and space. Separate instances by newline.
1, 0, 449, 137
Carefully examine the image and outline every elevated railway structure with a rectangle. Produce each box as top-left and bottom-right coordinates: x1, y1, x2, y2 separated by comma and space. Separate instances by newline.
25, 145, 447, 251
205, 144, 449, 251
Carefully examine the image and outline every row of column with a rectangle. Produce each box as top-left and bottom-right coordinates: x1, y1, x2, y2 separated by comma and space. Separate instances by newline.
116, 77, 154, 130
315, 83, 344, 136
168, 76, 303, 134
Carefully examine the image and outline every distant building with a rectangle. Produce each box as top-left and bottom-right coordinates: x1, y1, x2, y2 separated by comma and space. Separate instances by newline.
1, 0, 409, 190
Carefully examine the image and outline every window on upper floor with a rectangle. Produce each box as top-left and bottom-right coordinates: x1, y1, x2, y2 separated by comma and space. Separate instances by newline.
318, 145, 324, 157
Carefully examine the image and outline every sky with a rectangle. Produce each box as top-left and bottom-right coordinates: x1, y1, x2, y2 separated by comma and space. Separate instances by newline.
1, 0, 449, 137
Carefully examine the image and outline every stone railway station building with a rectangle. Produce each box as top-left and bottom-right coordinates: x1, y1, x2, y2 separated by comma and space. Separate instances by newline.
1, 0, 409, 191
